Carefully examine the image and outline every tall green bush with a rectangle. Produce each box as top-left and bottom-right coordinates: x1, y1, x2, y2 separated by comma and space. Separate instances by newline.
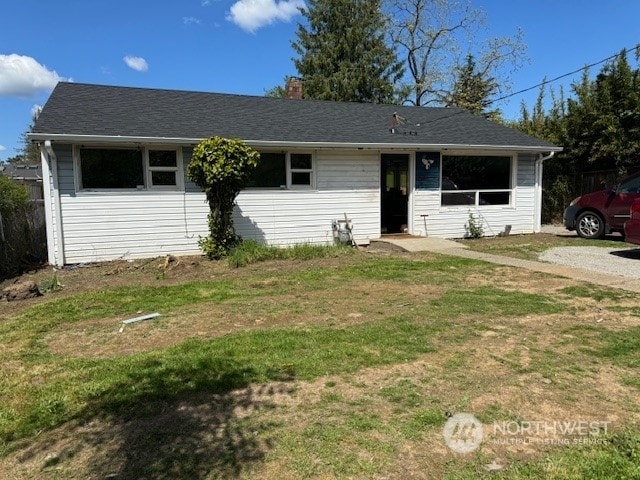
186, 137, 259, 259
0, 176, 31, 279
0, 176, 29, 215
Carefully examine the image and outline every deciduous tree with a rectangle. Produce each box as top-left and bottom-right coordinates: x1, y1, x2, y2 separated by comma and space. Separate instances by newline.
386, 0, 526, 106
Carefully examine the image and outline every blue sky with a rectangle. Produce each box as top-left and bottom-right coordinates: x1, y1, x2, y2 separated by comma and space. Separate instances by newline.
1, 0, 639, 162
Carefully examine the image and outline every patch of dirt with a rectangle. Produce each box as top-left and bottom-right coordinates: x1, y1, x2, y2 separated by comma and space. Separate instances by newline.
4, 306, 640, 480
1, 384, 296, 480
3, 248, 640, 479
45, 279, 447, 359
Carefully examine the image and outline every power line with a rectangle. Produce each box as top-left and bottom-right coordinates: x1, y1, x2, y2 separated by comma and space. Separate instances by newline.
488, 44, 639, 106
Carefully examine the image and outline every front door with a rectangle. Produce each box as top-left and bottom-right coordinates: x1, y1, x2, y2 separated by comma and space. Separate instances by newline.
381, 154, 409, 234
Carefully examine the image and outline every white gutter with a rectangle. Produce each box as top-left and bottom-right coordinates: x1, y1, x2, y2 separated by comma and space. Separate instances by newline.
27, 133, 563, 153
43, 140, 65, 266
533, 151, 556, 233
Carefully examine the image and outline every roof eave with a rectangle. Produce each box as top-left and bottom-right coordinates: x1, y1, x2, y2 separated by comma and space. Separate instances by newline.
27, 133, 562, 153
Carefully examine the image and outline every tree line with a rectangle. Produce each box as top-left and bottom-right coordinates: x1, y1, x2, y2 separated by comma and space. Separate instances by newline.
512, 48, 640, 221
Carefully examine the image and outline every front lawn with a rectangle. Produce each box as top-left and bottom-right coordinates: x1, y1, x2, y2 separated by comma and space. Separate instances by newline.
457, 232, 627, 261
1, 250, 639, 479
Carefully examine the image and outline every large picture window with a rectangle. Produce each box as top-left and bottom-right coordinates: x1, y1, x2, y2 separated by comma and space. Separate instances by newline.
441, 155, 512, 206
79, 148, 144, 189
246, 152, 287, 188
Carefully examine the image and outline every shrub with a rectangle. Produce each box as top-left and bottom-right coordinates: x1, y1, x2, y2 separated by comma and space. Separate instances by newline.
186, 137, 260, 259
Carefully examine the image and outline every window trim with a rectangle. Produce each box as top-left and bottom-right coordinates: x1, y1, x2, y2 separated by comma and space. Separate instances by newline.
439, 152, 515, 209
74, 145, 184, 192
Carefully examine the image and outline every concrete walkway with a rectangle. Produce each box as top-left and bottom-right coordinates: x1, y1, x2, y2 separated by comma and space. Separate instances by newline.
378, 236, 640, 293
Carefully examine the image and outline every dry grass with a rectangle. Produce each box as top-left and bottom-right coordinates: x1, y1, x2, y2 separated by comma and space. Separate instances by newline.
1, 247, 639, 479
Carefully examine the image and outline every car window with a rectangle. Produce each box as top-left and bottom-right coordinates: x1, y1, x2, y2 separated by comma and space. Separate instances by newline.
618, 175, 640, 194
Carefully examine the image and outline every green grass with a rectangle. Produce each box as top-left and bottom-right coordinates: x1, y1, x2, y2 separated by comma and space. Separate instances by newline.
2, 314, 448, 443
2, 251, 640, 479
3, 280, 240, 335
443, 430, 640, 479
0, 254, 566, 447
429, 286, 564, 317
558, 284, 636, 302
227, 239, 353, 267
589, 326, 640, 369
458, 233, 627, 261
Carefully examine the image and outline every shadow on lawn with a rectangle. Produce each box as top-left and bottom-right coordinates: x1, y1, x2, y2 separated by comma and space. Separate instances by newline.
76, 355, 294, 479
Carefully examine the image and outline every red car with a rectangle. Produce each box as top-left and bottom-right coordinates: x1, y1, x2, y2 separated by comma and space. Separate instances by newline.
624, 199, 640, 245
564, 171, 640, 239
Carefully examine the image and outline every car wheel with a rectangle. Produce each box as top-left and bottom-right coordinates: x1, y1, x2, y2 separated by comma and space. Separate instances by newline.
576, 211, 605, 239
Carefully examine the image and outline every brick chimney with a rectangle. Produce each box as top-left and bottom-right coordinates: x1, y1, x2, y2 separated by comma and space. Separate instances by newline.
285, 77, 303, 99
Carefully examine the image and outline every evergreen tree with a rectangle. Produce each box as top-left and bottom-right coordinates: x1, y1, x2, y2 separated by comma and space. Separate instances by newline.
513, 47, 640, 221
565, 50, 640, 175
292, 0, 403, 103
447, 54, 499, 119
8, 109, 42, 165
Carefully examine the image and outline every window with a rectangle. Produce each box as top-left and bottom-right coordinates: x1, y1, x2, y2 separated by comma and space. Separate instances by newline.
246, 152, 287, 188
79, 148, 144, 189
148, 150, 179, 188
245, 152, 314, 189
618, 174, 640, 194
289, 153, 313, 187
441, 155, 512, 206
77, 146, 182, 191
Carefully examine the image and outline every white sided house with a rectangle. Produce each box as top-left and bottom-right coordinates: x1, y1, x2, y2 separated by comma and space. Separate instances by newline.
30, 82, 561, 266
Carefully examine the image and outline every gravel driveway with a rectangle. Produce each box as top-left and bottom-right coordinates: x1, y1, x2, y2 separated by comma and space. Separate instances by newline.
539, 245, 640, 279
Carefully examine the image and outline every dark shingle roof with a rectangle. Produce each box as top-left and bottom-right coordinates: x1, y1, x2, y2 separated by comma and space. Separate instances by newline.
32, 82, 558, 150
0, 164, 42, 181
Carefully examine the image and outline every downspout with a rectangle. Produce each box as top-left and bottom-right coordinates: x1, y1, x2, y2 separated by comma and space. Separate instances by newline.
43, 141, 65, 266
533, 151, 555, 233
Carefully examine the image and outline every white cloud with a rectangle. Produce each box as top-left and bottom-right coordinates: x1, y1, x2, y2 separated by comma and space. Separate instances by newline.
123, 55, 149, 72
0, 145, 6, 152
0, 54, 65, 98
183, 16, 202, 25
227, 0, 305, 33
201, 0, 212, 5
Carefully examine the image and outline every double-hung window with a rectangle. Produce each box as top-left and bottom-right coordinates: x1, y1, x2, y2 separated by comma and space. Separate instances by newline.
147, 149, 179, 189
289, 153, 313, 188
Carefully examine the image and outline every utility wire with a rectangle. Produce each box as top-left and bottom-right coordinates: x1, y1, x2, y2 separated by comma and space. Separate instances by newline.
488, 44, 639, 106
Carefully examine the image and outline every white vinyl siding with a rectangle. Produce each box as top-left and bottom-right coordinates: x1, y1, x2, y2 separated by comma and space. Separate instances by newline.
48, 143, 541, 264
234, 150, 379, 246
54, 147, 379, 263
